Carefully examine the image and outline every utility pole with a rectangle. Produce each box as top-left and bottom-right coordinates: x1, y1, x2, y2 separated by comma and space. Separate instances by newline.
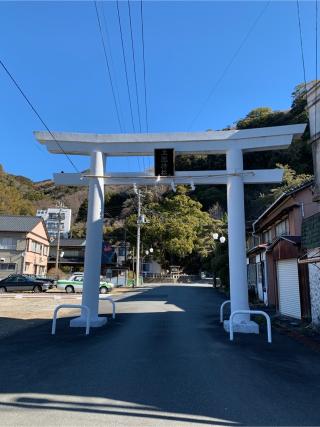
135, 189, 142, 287
55, 201, 64, 278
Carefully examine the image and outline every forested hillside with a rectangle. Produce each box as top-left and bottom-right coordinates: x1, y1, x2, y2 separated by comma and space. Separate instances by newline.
0, 165, 88, 221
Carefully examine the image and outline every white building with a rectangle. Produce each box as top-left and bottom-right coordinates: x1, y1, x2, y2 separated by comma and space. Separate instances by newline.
36, 207, 72, 240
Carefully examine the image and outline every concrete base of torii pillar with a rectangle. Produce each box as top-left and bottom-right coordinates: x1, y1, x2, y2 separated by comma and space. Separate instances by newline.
223, 320, 259, 334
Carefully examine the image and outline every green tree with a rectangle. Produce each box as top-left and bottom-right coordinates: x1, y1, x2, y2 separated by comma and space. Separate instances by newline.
70, 222, 86, 238
126, 187, 222, 271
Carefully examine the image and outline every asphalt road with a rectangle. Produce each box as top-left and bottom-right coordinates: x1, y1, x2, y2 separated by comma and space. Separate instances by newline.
0, 284, 320, 426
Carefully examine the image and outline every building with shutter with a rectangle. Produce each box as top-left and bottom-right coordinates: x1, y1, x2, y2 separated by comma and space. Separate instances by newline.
247, 181, 320, 321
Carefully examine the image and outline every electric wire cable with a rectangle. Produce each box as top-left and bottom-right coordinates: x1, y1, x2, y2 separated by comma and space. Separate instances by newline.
140, 0, 149, 133
188, 0, 271, 130
127, 0, 145, 172
296, 0, 308, 92
140, 0, 151, 170
0, 58, 80, 173
116, 0, 136, 133
127, 0, 142, 133
94, 1, 124, 132
100, 2, 126, 130
315, 0, 318, 137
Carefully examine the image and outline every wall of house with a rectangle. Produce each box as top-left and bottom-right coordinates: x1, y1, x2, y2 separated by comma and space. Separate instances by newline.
25, 222, 49, 275
266, 252, 276, 307
306, 81, 320, 201
256, 187, 319, 239
0, 232, 27, 278
307, 248, 320, 326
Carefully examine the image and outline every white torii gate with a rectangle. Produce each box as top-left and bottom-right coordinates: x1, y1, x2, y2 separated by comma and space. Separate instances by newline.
35, 124, 306, 333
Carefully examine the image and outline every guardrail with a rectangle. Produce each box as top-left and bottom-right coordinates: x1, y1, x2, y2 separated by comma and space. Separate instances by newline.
99, 296, 116, 319
51, 304, 90, 335
229, 310, 272, 343
220, 300, 231, 323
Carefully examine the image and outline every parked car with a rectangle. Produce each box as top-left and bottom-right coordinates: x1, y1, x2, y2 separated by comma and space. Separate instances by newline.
26, 275, 56, 287
56, 275, 113, 294
0, 274, 52, 293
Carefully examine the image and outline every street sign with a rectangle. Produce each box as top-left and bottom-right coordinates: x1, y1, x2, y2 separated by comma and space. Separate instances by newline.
154, 148, 175, 176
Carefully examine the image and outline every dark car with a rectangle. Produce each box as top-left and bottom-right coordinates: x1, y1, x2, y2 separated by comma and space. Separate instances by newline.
26, 275, 56, 288
0, 274, 51, 293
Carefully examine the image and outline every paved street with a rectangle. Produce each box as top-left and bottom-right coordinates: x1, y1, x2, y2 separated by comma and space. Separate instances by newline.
0, 284, 320, 426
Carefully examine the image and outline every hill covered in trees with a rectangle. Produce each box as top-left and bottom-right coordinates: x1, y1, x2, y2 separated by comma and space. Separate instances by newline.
0, 165, 88, 221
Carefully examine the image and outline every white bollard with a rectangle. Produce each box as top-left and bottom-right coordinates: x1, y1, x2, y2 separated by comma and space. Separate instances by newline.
99, 296, 116, 319
229, 310, 272, 343
220, 300, 231, 323
52, 304, 90, 335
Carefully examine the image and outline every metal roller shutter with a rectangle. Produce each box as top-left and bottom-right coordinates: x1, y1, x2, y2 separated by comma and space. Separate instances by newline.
277, 259, 301, 319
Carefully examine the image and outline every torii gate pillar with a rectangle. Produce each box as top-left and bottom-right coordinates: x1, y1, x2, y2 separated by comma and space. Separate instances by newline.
70, 150, 107, 328
225, 147, 257, 333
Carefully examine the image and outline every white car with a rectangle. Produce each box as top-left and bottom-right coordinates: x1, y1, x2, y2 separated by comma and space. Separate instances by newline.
57, 274, 113, 294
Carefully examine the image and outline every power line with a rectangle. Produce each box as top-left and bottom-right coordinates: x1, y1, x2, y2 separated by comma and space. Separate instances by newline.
100, 2, 126, 131
116, 0, 136, 133
140, 0, 149, 133
127, 0, 145, 172
316, 0, 318, 84
94, 1, 124, 132
296, 0, 307, 90
0, 58, 80, 173
316, 0, 318, 137
128, 0, 142, 133
188, 0, 271, 130
140, 0, 151, 171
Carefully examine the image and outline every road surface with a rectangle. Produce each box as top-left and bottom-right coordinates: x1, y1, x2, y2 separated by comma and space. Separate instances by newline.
0, 284, 320, 426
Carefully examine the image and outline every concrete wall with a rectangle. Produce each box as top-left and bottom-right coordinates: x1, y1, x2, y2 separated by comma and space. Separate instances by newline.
306, 81, 320, 201
307, 248, 320, 326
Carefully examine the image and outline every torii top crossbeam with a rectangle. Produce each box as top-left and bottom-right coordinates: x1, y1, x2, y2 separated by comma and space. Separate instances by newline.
34, 124, 305, 156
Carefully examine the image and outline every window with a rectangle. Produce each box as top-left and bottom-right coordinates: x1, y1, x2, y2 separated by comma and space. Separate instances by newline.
262, 229, 273, 244
38, 266, 46, 275
46, 222, 58, 230
63, 249, 82, 257
118, 247, 126, 257
28, 240, 42, 254
48, 213, 65, 220
43, 246, 49, 256
276, 218, 289, 237
0, 263, 16, 271
0, 238, 17, 250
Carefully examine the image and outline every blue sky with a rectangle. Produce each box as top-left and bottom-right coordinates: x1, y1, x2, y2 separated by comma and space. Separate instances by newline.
0, 1, 318, 181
